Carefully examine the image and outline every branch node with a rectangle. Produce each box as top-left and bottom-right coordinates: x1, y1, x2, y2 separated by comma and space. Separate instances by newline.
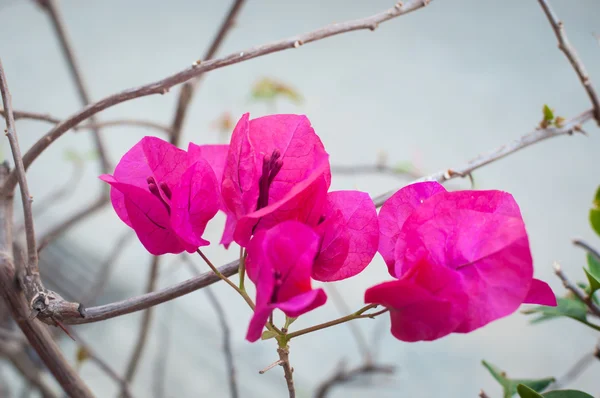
293, 40, 302, 48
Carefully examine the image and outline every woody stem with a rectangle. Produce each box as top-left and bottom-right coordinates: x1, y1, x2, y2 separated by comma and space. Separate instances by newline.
239, 246, 246, 291
285, 304, 387, 340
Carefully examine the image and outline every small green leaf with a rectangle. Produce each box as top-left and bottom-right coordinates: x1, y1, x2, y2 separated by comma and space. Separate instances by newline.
518, 384, 544, 398
482, 361, 554, 398
583, 268, 600, 295
591, 186, 600, 237
587, 253, 600, 277
251, 77, 303, 104
261, 330, 278, 341
523, 297, 587, 324
543, 391, 594, 398
543, 105, 555, 122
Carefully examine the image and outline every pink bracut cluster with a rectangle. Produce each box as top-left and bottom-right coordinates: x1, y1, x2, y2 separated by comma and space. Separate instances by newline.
101, 113, 556, 343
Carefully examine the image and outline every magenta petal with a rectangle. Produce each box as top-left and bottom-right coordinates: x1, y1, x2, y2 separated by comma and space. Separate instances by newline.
233, 161, 329, 247
220, 212, 236, 249
170, 160, 220, 251
104, 179, 184, 255
246, 306, 274, 342
100, 174, 132, 228
378, 181, 446, 276
275, 288, 327, 318
312, 190, 378, 282
249, 114, 331, 203
524, 279, 557, 306
188, 143, 229, 184
222, 113, 258, 219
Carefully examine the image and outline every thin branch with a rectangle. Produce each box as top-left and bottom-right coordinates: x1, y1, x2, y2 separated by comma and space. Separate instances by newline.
184, 257, 238, 398
37, 195, 109, 252
169, 0, 246, 145
67, 327, 134, 397
152, 305, 172, 398
0, 340, 58, 398
0, 163, 93, 397
573, 239, 600, 263
0, 60, 39, 276
278, 346, 295, 398
331, 164, 421, 180
80, 230, 134, 305
373, 108, 593, 207
33, 259, 240, 325
121, 256, 161, 396
0, 109, 173, 135
549, 347, 598, 389
314, 361, 395, 398
0, 325, 27, 343
479, 390, 491, 398
553, 262, 600, 317
537, 0, 600, 124
0, 0, 432, 194
37, 0, 111, 172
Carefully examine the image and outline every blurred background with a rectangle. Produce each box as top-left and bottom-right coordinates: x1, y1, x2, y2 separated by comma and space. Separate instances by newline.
0, 0, 599, 396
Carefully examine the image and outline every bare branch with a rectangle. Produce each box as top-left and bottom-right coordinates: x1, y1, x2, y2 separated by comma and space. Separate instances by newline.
331, 164, 421, 180
0, 163, 93, 397
0, 60, 39, 277
169, 0, 246, 145
37, 195, 109, 252
278, 346, 295, 398
121, 256, 161, 396
37, 0, 112, 172
67, 327, 135, 397
80, 230, 134, 305
549, 344, 599, 389
0, 340, 58, 398
573, 238, 600, 264
314, 361, 395, 398
0, 108, 173, 135
553, 262, 600, 317
184, 257, 238, 398
537, 0, 600, 124
0, 0, 432, 194
373, 108, 593, 207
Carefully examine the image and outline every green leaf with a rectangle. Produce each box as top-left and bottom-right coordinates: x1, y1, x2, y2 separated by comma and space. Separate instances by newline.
542, 391, 593, 398
518, 384, 544, 398
523, 297, 587, 324
261, 330, 278, 341
591, 186, 600, 237
583, 268, 600, 295
587, 253, 600, 277
543, 104, 555, 122
251, 77, 303, 104
482, 361, 555, 398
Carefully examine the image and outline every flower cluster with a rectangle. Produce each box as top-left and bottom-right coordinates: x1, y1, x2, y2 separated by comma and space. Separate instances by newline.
102, 113, 556, 344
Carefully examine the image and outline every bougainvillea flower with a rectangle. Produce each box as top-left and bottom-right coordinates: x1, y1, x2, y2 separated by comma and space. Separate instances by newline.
100, 136, 222, 255
245, 221, 327, 342
221, 113, 379, 281
221, 113, 330, 247
366, 181, 556, 342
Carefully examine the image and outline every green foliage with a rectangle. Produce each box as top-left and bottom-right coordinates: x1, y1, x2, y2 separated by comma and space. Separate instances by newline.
261, 330, 278, 340
517, 385, 594, 398
543, 105, 555, 122
251, 77, 303, 104
590, 186, 600, 237
523, 297, 587, 324
583, 268, 600, 296
539, 104, 564, 128
482, 360, 554, 398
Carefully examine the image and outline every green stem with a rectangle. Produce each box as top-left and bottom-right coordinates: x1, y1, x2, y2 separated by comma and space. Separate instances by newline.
239, 246, 247, 291
286, 304, 387, 340
196, 249, 255, 310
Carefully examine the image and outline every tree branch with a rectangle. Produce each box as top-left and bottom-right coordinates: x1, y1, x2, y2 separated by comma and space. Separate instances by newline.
0, 0, 432, 195
373, 108, 593, 207
169, 0, 246, 145
0, 60, 39, 277
277, 346, 295, 398
331, 163, 421, 180
537, 0, 600, 124
553, 262, 600, 317
314, 361, 395, 398
0, 108, 172, 135
573, 238, 600, 264
0, 162, 93, 397
37, 0, 112, 172
121, 256, 160, 396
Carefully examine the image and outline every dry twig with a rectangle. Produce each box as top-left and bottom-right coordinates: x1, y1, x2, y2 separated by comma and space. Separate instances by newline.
37, 0, 112, 172
0, 0, 432, 195
314, 361, 395, 398
553, 262, 600, 317
121, 256, 161, 396
278, 346, 296, 398
537, 0, 600, 124
169, 0, 246, 145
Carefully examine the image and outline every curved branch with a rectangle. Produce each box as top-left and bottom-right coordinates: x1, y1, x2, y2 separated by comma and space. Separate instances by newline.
0, 0, 432, 195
